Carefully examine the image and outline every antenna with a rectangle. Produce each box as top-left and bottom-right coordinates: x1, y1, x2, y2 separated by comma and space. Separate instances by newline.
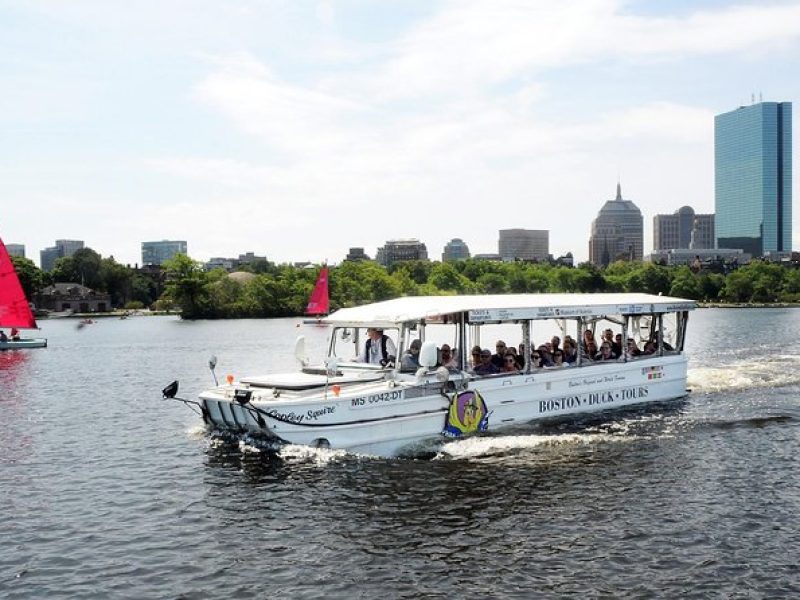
759, 92, 763, 103
751, 93, 755, 104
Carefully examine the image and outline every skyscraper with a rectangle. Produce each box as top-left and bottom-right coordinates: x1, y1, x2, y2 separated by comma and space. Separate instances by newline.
376, 239, 428, 266
498, 229, 549, 262
653, 207, 714, 251
6, 244, 25, 258
442, 238, 470, 261
715, 101, 792, 256
40, 239, 85, 271
141, 240, 187, 266
588, 183, 643, 266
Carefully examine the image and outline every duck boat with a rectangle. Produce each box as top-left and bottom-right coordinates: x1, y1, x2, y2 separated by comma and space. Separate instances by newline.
165, 293, 695, 457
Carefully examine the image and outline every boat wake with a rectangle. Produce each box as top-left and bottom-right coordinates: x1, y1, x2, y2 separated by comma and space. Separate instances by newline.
436, 431, 625, 460
688, 354, 800, 393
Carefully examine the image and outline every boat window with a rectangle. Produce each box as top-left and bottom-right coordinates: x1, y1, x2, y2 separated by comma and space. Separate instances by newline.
400, 323, 460, 371
330, 327, 399, 363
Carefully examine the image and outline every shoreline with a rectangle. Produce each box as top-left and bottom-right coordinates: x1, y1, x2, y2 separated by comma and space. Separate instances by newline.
698, 302, 800, 309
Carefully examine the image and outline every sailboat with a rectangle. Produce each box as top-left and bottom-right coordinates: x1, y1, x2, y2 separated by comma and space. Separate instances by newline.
0, 237, 47, 349
305, 265, 329, 318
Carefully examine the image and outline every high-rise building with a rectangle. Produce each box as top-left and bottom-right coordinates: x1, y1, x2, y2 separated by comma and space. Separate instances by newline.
442, 238, 470, 261
6, 244, 25, 258
376, 239, 428, 267
653, 207, 715, 251
588, 183, 643, 266
345, 247, 371, 261
141, 240, 187, 266
498, 229, 549, 262
715, 101, 792, 256
40, 239, 85, 271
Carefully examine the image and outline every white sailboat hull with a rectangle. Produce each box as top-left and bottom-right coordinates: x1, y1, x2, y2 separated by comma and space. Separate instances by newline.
0, 338, 47, 350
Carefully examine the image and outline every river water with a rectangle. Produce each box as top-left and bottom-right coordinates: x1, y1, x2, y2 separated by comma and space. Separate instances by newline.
1, 308, 799, 598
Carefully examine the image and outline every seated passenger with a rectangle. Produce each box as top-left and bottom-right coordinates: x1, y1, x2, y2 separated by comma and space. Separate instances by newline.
582, 330, 598, 357
507, 346, 524, 369
595, 342, 616, 361
0, 330, 7, 343
491, 340, 507, 368
469, 345, 483, 371
626, 338, 641, 358
529, 349, 542, 369
550, 336, 564, 365
613, 333, 623, 358
440, 344, 458, 369
562, 338, 577, 365
10, 327, 20, 341
602, 329, 621, 358
518, 343, 527, 368
501, 351, 520, 373
474, 349, 500, 375
400, 339, 422, 371
537, 344, 556, 367
643, 340, 657, 355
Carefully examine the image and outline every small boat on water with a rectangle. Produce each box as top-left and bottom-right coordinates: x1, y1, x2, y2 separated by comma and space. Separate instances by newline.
164, 293, 695, 457
305, 265, 329, 319
0, 236, 47, 350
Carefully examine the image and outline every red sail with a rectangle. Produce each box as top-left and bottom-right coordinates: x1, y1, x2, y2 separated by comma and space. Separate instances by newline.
306, 266, 329, 316
0, 237, 37, 329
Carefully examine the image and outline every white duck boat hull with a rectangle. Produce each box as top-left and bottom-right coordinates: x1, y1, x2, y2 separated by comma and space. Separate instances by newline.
0, 337, 47, 350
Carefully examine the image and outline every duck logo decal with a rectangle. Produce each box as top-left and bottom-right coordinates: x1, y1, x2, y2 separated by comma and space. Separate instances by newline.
443, 390, 489, 437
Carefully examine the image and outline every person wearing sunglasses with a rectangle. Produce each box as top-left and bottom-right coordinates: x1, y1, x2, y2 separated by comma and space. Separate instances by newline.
501, 351, 520, 373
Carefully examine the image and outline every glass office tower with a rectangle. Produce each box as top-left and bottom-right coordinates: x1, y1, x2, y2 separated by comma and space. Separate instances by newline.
715, 101, 792, 256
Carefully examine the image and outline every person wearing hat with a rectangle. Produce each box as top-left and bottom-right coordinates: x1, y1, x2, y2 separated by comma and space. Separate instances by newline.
474, 348, 499, 376
358, 327, 397, 366
400, 339, 422, 371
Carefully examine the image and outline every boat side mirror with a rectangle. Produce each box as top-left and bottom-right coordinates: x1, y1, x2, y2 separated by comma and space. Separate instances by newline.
418, 341, 438, 368
208, 355, 217, 371
340, 328, 351, 341
294, 335, 308, 367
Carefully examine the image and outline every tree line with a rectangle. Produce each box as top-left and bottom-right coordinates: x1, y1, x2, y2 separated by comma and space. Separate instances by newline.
159, 254, 800, 319
12, 249, 800, 319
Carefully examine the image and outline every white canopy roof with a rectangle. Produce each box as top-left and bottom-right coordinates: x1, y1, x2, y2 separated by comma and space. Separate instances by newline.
321, 293, 696, 328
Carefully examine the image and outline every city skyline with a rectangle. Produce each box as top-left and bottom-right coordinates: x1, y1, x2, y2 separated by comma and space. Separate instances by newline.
2, 1, 800, 266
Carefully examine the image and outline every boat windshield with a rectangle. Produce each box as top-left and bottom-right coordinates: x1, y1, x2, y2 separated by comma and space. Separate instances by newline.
330, 327, 400, 365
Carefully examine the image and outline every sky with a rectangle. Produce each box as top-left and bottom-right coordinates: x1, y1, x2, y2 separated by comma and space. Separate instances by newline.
2, 0, 800, 267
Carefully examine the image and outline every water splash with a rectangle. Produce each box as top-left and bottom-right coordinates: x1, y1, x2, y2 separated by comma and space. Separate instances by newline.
279, 443, 348, 465
185, 425, 209, 440
437, 432, 623, 460
689, 354, 800, 393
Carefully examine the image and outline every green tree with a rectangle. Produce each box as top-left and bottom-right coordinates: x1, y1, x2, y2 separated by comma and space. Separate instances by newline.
10, 256, 45, 299
719, 270, 754, 303
573, 263, 605, 292
668, 266, 701, 299
99, 257, 133, 307
626, 263, 672, 295
428, 262, 473, 293
51, 248, 103, 289
477, 273, 508, 294
162, 254, 211, 318
389, 260, 432, 285
130, 273, 159, 307
698, 273, 725, 301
